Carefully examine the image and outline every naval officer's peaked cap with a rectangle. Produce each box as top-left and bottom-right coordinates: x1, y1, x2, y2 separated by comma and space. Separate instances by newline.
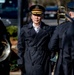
29, 5, 45, 15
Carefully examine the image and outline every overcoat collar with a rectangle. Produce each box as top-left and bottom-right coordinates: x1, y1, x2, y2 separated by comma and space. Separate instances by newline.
27, 22, 36, 37
27, 22, 47, 37
28, 21, 47, 30
27, 21, 48, 34
27, 21, 50, 46
28, 22, 33, 29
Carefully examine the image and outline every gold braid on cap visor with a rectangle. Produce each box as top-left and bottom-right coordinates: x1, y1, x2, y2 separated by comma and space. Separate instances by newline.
32, 10, 43, 14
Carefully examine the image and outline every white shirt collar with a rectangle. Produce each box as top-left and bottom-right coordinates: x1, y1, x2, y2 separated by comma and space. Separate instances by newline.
33, 23, 41, 28
33, 23, 41, 33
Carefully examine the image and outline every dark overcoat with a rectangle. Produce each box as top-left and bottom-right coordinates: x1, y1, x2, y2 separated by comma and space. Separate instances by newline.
17, 22, 53, 75
48, 21, 74, 75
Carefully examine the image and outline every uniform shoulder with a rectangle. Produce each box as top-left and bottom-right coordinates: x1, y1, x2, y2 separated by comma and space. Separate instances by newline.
22, 24, 28, 28
59, 21, 70, 26
19, 24, 28, 34
41, 22, 50, 27
55, 21, 70, 32
42, 22, 56, 32
21, 23, 29, 30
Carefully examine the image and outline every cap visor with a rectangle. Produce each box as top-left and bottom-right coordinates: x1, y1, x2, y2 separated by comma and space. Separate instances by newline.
32, 11, 43, 14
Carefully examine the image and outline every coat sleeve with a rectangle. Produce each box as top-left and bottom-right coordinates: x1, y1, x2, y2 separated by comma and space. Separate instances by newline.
17, 28, 25, 66
48, 26, 59, 52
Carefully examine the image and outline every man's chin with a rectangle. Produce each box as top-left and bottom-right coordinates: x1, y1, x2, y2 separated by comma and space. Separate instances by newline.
35, 21, 40, 23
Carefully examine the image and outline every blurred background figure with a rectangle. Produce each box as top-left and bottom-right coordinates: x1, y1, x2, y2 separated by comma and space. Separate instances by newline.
0, 19, 11, 75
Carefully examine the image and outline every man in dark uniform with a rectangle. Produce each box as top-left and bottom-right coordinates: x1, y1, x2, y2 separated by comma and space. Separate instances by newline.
17, 4, 54, 75
48, 1, 74, 75
0, 20, 10, 75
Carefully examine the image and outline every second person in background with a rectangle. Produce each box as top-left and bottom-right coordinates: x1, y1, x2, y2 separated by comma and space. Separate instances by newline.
48, 1, 74, 75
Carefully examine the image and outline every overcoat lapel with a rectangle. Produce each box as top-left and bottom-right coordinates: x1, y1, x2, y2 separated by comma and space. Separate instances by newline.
32, 25, 47, 45
36, 26, 51, 46
27, 22, 50, 46
27, 22, 37, 38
